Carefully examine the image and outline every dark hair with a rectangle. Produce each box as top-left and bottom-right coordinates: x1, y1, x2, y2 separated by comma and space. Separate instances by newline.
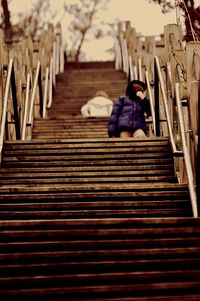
126, 80, 147, 100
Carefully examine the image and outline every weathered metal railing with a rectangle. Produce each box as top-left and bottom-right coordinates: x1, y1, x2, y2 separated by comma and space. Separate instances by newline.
0, 58, 18, 160
0, 22, 65, 160
175, 82, 198, 217
114, 21, 199, 217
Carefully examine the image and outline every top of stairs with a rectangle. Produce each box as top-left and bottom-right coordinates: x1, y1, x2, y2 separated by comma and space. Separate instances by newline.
65, 60, 116, 69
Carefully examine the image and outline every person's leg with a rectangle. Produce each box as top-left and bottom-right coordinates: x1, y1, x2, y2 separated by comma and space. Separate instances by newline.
120, 131, 132, 138
133, 129, 146, 138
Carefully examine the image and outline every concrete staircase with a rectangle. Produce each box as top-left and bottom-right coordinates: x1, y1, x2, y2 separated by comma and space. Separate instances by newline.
0, 61, 199, 300
33, 61, 126, 139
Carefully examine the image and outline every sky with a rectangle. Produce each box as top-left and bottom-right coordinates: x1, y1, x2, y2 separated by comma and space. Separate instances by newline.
7, 0, 198, 60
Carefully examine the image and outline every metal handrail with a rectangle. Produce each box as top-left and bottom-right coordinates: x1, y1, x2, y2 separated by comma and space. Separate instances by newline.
46, 43, 64, 110
56, 35, 60, 75
145, 70, 156, 134
155, 56, 182, 155
20, 44, 63, 138
59, 44, 65, 73
138, 58, 143, 81
21, 40, 65, 137
28, 61, 41, 124
123, 38, 129, 75
129, 55, 134, 81
52, 41, 57, 87
115, 40, 122, 70
21, 73, 31, 140
119, 33, 128, 75
155, 55, 197, 217
47, 57, 53, 109
0, 24, 64, 153
0, 58, 13, 158
26, 42, 64, 128
42, 67, 49, 118
114, 26, 198, 218
21, 53, 56, 139
175, 82, 198, 218
133, 65, 138, 80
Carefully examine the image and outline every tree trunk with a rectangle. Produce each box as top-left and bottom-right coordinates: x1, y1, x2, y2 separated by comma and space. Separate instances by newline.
1, 0, 13, 40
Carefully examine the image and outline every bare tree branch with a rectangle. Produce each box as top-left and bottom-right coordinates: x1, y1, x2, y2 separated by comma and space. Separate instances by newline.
147, 0, 200, 41
65, 0, 109, 61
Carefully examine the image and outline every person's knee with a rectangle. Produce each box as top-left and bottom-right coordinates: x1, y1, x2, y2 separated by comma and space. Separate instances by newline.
133, 129, 146, 138
120, 131, 132, 138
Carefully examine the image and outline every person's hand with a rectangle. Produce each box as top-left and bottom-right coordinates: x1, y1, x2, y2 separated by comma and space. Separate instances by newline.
136, 91, 145, 100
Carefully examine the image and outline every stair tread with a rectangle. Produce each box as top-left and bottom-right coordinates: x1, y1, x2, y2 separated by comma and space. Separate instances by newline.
0, 60, 196, 300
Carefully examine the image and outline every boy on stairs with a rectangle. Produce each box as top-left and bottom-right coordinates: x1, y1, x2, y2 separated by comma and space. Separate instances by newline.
108, 80, 151, 138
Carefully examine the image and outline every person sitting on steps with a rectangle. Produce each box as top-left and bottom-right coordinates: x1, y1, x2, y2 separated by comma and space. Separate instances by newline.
108, 80, 151, 138
81, 90, 113, 117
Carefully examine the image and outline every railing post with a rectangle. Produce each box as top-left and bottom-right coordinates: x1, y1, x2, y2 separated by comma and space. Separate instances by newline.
145, 70, 156, 134
38, 66, 43, 118
47, 57, 53, 109
0, 59, 13, 158
21, 73, 30, 140
28, 61, 41, 124
10, 66, 20, 140
154, 57, 160, 136
42, 67, 49, 118
197, 83, 200, 212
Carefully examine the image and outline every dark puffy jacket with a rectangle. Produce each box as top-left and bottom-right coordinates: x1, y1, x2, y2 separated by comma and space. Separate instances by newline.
108, 95, 151, 137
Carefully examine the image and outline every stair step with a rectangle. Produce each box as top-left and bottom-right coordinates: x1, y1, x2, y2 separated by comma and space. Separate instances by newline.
0, 182, 188, 192
0, 190, 189, 201
0, 200, 189, 210
2, 146, 172, 156
0, 61, 196, 300
0, 176, 178, 185
1, 269, 200, 287
0, 209, 191, 219
4, 137, 169, 147
0, 164, 174, 173
0, 281, 199, 299
1, 236, 200, 252
0, 170, 175, 178
2, 158, 174, 168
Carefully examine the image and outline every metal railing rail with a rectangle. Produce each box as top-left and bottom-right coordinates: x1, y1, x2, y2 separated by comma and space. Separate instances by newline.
145, 70, 156, 134
175, 82, 198, 217
42, 66, 49, 118
59, 44, 65, 73
25, 40, 64, 136
0, 59, 14, 159
155, 55, 197, 217
114, 22, 198, 218
47, 57, 53, 109
128, 55, 134, 81
155, 56, 182, 155
21, 47, 60, 139
28, 61, 41, 125
115, 39, 122, 70
138, 58, 143, 81
119, 33, 129, 75
21, 73, 31, 140
0, 23, 65, 160
0, 58, 21, 160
